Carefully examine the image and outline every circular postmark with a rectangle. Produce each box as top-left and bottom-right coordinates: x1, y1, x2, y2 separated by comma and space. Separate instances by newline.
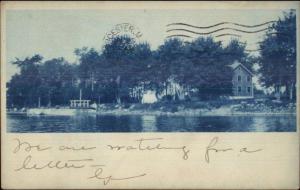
103, 23, 143, 45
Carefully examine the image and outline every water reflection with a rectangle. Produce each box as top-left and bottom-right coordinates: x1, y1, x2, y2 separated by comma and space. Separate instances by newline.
94, 115, 143, 132
141, 115, 157, 132
7, 114, 296, 133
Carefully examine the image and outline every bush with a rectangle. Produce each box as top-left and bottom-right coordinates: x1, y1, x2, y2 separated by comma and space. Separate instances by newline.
161, 95, 174, 102
170, 106, 178, 113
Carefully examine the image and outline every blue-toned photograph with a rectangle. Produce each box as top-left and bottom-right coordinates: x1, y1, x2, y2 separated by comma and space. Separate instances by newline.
5, 9, 296, 132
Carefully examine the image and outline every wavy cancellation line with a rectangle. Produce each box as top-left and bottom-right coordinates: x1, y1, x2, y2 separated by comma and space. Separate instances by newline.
166, 33, 242, 39
166, 21, 276, 29
167, 34, 193, 38
165, 29, 290, 40
215, 33, 241, 38
166, 27, 270, 35
167, 31, 289, 40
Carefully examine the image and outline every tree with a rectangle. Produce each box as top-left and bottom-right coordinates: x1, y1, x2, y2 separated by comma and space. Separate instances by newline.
39, 58, 76, 106
223, 39, 252, 69
128, 42, 153, 102
258, 10, 296, 100
7, 55, 79, 108
75, 47, 103, 102
7, 55, 43, 107
153, 38, 187, 98
101, 35, 149, 103
183, 37, 234, 99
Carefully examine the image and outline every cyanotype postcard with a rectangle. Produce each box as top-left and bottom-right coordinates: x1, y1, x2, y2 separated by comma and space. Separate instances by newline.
1, 1, 299, 189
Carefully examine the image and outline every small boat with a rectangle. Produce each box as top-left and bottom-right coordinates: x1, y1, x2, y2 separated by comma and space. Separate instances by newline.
27, 107, 96, 116
6, 110, 27, 115
27, 108, 75, 116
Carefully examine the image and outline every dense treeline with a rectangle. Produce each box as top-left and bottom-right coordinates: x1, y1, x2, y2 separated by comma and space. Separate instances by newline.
258, 10, 296, 100
7, 10, 296, 108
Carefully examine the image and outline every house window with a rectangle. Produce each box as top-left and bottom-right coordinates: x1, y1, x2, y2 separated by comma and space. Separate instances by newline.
238, 86, 241, 93
247, 87, 251, 94
247, 76, 251, 82
238, 75, 241, 82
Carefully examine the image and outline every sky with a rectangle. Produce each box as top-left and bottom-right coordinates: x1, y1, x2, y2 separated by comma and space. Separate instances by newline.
5, 9, 290, 87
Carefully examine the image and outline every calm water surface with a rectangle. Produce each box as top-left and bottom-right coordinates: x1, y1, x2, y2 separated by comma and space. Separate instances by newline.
7, 114, 296, 133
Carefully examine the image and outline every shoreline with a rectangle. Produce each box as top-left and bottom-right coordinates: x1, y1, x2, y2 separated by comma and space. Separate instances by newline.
7, 109, 296, 117
94, 110, 296, 117
7, 101, 296, 117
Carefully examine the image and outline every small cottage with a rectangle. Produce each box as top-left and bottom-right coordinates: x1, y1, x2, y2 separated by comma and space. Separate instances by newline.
229, 61, 254, 97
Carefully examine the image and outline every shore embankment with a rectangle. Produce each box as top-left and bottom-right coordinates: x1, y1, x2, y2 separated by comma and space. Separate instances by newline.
95, 101, 296, 116
7, 100, 296, 117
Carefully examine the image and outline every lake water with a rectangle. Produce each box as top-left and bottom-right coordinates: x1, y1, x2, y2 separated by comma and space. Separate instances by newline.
7, 114, 296, 132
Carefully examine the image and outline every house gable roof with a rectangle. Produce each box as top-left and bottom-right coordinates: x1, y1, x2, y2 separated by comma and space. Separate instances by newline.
228, 61, 253, 76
